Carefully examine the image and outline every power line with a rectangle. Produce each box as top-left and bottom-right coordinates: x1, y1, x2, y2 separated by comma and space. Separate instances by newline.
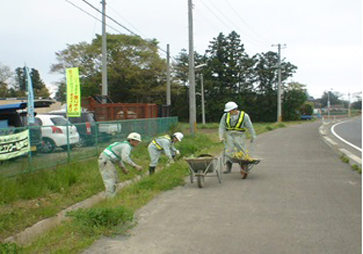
199, 0, 233, 31
80, 0, 138, 36
81, 0, 167, 54
224, 0, 271, 45
107, 4, 147, 39
64, 0, 123, 34
197, 0, 270, 48
65, 0, 168, 55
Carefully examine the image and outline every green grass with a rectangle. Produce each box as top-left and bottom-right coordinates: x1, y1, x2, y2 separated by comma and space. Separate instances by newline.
340, 155, 349, 164
1, 121, 299, 252
352, 165, 362, 174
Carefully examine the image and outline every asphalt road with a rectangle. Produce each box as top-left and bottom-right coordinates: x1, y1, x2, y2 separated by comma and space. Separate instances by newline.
84, 122, 361, 254
331, 118, 362, 154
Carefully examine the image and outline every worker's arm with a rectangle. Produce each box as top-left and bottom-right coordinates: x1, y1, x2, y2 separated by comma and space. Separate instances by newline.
218, 113, 227, 141
244, 114, 257, 141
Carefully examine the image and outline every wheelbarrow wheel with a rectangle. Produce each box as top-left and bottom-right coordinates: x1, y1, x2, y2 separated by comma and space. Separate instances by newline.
197, 170, 204, 188
240, 164, 248, 179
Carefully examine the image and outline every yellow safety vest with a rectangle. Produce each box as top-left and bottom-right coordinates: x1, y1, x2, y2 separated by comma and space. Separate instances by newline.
226, 111, 246, 132
152, 135, 171, 150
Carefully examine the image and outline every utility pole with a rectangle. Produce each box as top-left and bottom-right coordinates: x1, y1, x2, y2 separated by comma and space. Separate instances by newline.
195, 63, 207, 124
188, 0, 196, 135
101, 0, 108, 104
348, 92, 351, 118
272, 43, 286, 122
327, 89, 332, 120
200, 73, 205, 124
166, 44, 171, 106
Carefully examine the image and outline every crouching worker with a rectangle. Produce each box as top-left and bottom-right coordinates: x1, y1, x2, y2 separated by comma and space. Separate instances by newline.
98, 132, 143, 197
148, 132, 183, 175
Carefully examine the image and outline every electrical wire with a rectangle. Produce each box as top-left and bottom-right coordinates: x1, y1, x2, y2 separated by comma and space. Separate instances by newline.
197, 0, 270, 47
65, 0, 168, 55
64, 0, 123, 34
224, 0, 271, 45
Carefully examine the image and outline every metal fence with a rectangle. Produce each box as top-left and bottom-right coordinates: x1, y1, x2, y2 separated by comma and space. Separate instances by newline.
0, 117, 178, 177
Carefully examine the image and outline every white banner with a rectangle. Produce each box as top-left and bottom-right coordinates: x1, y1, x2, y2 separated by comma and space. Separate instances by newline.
0, 130, 30, 161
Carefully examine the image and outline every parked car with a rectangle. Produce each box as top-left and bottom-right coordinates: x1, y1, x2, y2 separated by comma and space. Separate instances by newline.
48, 109, 121, 147
36, 114, 80, 153
0, 101, 53, 153
48, 110, 96, 147
300, 115, 313, 120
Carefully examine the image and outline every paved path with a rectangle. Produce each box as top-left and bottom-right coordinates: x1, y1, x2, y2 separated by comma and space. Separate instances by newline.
84, 122, 361, 254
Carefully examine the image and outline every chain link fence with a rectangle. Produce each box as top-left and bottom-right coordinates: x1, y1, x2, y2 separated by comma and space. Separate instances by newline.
0, 117, 178, 177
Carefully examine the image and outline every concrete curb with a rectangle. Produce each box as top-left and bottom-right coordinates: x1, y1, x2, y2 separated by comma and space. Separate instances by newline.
319, 120, 362, 168
4, 174, 145, 245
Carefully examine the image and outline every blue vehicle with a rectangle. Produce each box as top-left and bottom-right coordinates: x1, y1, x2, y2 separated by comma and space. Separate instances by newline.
300, 115, 312, 120
0, 100, 54, 153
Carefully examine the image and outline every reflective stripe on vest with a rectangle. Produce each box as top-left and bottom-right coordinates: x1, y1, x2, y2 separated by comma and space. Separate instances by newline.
152, 135, 171, 150
103, 141, 130, 160
226, 111, 246, 131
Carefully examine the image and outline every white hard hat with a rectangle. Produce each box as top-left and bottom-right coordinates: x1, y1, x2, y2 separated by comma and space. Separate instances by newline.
173, 132, 184, 141
224, 101, 238, 112
127, 132, 141, 142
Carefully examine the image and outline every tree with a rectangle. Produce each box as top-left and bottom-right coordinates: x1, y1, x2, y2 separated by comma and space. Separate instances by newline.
351, 92, 362, 110
282, 82, 308, 120
320, 91, 342, 107
251, 51, 297, 122
0, 63, 13, 97
300, 102, 314, 115
50, 34, 167, 104
13, 67, 50, 98
30, 69, 50, 98
14, 67, 26, 96
54, 81, 66, 103
203, 31, 257, 121
172, 31, 298, 122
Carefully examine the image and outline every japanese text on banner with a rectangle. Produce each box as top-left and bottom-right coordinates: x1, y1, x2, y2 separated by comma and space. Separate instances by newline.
66, 67, 81, 117
0, 130, 30, 161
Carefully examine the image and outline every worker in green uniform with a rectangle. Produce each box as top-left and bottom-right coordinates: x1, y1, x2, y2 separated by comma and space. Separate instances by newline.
98, 132, 142, 197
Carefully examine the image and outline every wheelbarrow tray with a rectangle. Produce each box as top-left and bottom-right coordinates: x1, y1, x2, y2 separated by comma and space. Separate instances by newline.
185, 154, 223, 188
185, 156, 215, 173
231, 158, 261, 164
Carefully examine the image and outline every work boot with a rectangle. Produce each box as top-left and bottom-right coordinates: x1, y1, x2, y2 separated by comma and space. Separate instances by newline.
223, 161, 232, 174
149, 166, 155, 175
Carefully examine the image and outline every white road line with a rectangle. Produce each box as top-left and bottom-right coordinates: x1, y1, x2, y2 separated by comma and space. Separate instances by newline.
331, 120, 362, 152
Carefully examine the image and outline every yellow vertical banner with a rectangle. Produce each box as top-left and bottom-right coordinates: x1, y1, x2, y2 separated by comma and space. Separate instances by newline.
66, 67, 81, 117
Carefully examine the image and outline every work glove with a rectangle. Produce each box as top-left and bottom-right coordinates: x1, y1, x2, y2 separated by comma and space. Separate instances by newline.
176, 150, 181, 155
166, 159, 175, 167
121, 167, 129, 174
220, 138, 225, 142
134, 165, 143, 171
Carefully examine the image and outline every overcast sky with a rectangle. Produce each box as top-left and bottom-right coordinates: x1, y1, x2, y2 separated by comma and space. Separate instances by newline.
1, 0, 362, 101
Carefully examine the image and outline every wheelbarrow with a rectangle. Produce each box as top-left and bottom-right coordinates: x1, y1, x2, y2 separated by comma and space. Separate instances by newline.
224, 141, 261, 179
229, 157, 261, 179
185, 154, 223, 188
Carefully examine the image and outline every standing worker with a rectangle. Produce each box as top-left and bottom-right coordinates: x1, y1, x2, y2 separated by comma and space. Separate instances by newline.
219, 101, 256, 175
148, 132, 184, 175
98, 132, 143, 197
